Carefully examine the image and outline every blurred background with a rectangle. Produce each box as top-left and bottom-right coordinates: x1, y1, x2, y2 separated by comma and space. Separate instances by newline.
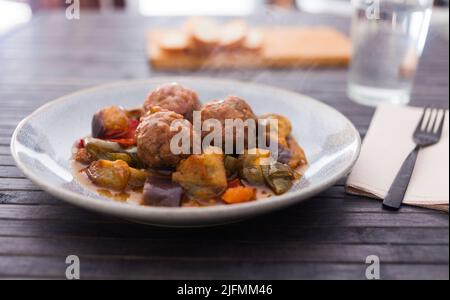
1, 0, 448, 36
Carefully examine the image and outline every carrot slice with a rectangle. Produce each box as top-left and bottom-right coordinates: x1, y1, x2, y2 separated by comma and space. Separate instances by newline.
222, 186, 256, 204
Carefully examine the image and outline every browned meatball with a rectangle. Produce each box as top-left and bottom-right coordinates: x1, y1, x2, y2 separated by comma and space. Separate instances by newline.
143, 83, 201, 122
200, 95, 257, 153
136, 109, 193, 168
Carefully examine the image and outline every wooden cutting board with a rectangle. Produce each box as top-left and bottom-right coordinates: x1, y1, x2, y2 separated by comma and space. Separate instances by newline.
148, 27, 352, 70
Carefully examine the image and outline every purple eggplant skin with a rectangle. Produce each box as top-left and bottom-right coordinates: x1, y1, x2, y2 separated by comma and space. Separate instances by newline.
91, 106, 130, 139
92, 111, 106, 138
143, 176, 183, 207
277, 144, 292, 165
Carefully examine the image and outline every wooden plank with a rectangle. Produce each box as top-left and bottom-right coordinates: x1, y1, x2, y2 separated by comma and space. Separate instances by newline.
0, 204, 447, 227
0, 128, 15, 136
0, 155, 15, 166
0, 166, 23, 178
0, 236, 447, 264
0, 191, 59, 205
0, 188, 439, 213
0, 137, 12, 145
0, 219, 447, 245
0, 255, 447, 280
0, 191, 58, 205
0, 146, 11, 155
0, 178, 39, 190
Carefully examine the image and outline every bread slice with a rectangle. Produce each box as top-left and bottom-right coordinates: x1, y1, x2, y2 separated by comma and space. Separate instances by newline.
186, 17, 220, 48
219, 20, 248, 49
243, 29, 264, 51
159, 32, 190, 52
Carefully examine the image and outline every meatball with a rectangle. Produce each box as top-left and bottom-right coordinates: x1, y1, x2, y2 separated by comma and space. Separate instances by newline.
143, 83, 201, 122
200, 95, 257, 153
136, 109, 193, 168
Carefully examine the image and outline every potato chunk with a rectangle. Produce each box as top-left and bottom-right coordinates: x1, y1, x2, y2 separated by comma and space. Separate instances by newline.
172, 148, 228, 200
86, 159, 130, 191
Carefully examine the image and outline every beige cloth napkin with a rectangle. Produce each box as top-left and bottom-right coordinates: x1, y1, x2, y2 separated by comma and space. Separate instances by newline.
346, 104, 449, 212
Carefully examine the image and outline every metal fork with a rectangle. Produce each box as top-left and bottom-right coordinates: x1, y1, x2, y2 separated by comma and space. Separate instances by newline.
383, 107, 448, 210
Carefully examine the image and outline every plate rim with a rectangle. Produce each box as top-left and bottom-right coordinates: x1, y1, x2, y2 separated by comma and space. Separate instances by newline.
10, 77, 361, 222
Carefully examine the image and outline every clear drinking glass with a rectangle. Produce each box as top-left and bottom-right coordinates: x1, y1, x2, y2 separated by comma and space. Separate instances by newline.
347, 0, 433, 106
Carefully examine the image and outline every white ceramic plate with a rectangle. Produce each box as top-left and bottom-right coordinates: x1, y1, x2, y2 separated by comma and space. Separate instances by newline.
11, 77, 361, 227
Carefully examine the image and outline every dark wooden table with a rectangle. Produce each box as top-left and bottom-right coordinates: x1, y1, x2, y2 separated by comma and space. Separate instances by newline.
0, 11, 448, 280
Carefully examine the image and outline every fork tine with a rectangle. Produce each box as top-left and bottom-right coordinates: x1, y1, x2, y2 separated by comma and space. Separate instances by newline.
424, 107, 435, 132
430, 108, 442, 133
436, 109, 447, 137
427, 108, 439, 132
415, 106, 429, 134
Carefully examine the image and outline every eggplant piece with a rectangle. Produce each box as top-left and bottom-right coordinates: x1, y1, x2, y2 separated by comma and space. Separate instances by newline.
277, 144, 292, 165
262, 161, 296, 195
128, 168, 148, 189
224, 155, 240, 179
172, 148, 228, 200
239, 148, 271, 185
143, 176, 183, 207
259, 114, 307, 169
86, 159, 130, 191
286, 137, 308, 169
92, 105, 130, 138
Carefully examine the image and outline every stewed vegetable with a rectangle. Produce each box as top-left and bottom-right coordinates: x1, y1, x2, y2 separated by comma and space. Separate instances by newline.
224, 155, 240, 179
240, 148, 299, 195
172, 147, 228, 200
143, 176, 183, 207
128, 167, 149, 188
262, 161, 298, 195
239, 148, 271, 185
91, 106, 139, 146
83, 138, 143, 168
222, 186, 256, 204
86, 159, 148, 191
86, 160, 130, 191
259, 113, 307, 169
92, 106, 130, 139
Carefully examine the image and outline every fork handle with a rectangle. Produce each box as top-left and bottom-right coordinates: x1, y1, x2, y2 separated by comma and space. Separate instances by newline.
383, 145, 420, 210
